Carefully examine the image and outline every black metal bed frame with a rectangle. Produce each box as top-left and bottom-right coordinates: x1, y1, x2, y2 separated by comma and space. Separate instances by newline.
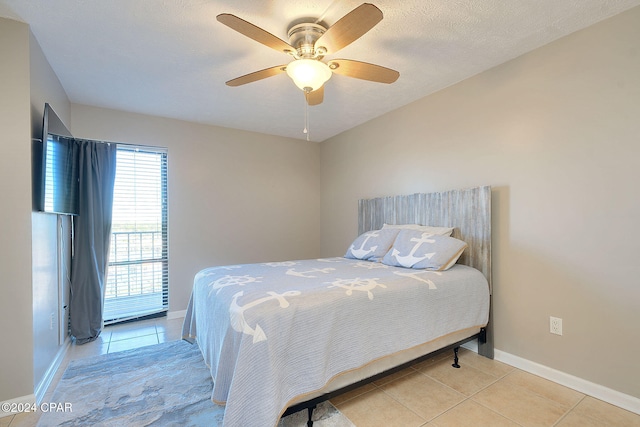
283, 327, 488, 426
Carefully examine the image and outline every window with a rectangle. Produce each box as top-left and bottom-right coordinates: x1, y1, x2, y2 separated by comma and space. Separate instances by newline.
104, 145, 168, 324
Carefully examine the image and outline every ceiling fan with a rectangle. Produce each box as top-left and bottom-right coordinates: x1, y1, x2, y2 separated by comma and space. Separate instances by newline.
217, 3, 400, 106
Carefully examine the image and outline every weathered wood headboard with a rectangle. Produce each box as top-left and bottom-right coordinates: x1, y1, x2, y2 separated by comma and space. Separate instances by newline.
358, 186, 493, 358
358, 185, 492, 293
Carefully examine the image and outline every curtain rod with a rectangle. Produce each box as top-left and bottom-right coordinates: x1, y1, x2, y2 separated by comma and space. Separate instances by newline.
44, 133, 167, 152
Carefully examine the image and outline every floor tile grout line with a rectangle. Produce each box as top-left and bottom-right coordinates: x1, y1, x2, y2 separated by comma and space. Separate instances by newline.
467, 369, 579, 427
378, 362, 485, 425
551, 395, 586, 426
472, 366, 557, 426
498, 369, 585, 414
376, 386, 429, 425
378, 362, 527, 427
468, 395, 527, 426
416, 358, 503, 400
108, 331, 159, 343
423, 363, 523, 426
413, 369, 471, 398
433, 396, 527, 427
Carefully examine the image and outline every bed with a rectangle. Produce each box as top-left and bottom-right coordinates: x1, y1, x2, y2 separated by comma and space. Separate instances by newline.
182, 185, 493, 427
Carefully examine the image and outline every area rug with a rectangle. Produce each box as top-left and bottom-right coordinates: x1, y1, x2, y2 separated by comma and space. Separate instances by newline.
37, 340, 354, 427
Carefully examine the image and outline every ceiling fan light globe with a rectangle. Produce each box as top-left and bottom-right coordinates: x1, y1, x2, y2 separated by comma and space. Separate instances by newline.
286, 59, 332, 92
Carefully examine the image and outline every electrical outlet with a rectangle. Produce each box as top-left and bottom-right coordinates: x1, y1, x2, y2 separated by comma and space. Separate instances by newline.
550, 316, 562, 335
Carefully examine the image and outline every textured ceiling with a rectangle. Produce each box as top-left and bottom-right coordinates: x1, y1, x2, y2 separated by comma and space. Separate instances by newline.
1, 0, 639, 142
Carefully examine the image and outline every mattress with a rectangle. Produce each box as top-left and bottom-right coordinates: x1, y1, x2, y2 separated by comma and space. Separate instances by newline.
182, 257, 490, 427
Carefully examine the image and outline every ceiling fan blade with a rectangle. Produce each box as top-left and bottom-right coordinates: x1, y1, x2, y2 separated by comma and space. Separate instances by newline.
225, 65, 287, 87
328, 59, 399, 83
314, 3, 383, 54
305, 86, 324, 105
217, 14, 295, 54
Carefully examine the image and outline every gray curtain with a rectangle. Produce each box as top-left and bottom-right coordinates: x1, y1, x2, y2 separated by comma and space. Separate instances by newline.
69, 140, 117, 344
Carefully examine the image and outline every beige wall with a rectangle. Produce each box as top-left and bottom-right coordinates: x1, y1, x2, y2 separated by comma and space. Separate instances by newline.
29, 30, 72, 396
70, 106, 321, 313
0, 17, 34, 402
320, 7, 640, 399
1, 15, 72, 406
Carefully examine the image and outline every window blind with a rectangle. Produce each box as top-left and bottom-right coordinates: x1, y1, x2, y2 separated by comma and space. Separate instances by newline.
104, 145, 168, 324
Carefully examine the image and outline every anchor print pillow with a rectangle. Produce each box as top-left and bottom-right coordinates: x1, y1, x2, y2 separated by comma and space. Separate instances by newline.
382, 230, 468, 270
344, 228, 400, 261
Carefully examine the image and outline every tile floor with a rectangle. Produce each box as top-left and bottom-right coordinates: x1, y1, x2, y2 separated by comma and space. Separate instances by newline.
3, 317, 639, 426
331, 349, 640, 426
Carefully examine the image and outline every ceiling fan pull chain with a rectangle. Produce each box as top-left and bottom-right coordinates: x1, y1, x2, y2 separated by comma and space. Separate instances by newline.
304, 92, 310, 141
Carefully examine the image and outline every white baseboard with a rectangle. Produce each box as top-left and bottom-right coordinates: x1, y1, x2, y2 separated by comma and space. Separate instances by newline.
494, 349, 640, 415
0, 394, 36, 418
167, 310, 186, 320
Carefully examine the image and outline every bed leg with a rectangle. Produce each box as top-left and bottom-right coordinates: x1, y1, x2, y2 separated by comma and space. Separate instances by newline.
307, 405, 316, 427
452, 346, 461, 368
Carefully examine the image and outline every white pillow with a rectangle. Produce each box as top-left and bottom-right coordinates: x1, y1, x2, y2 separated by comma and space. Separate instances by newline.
344, 228, 400, 261
382, 223, 454, 237
382, 230, 467, 270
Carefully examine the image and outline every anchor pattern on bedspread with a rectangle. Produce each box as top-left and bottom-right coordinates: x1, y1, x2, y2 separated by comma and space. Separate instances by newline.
393, 270, 442, 290
230, 290, 301, 343
207, 274, 263, 296
205, 258, 442, 346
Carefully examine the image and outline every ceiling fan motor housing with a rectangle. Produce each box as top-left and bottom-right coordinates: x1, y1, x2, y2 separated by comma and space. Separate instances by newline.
287, 23, 327, 59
